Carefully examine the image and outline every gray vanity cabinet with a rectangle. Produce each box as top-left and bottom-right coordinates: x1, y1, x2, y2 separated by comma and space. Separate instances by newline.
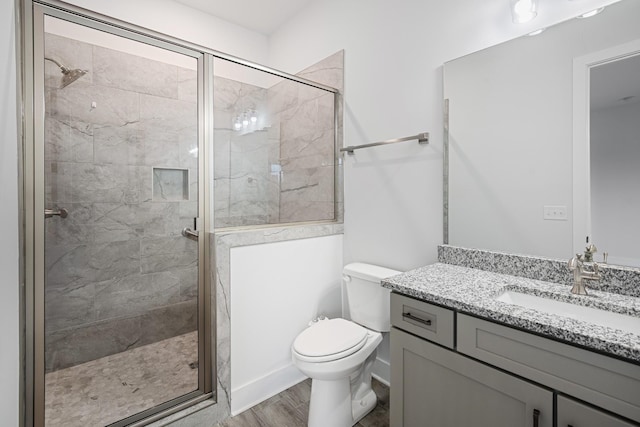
391, 327, 552, 426
456, 314, 640, 423
390, 294, 552, 426
557, 396, 638, 427
390, 293, 640, 427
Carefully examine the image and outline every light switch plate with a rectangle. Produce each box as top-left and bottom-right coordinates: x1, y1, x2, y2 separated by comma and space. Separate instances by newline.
543, 205, 568, 220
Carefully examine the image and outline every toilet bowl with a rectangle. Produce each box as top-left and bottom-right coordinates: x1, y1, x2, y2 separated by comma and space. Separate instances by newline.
292, 318, 382, 427
292, 318, 382, 379
291, 263, 399, 427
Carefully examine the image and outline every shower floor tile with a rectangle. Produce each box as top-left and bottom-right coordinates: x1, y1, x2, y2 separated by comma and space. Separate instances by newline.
45, 331, 198, 427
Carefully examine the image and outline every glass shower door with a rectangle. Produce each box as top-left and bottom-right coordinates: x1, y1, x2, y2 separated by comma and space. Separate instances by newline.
39, 12, 206, 426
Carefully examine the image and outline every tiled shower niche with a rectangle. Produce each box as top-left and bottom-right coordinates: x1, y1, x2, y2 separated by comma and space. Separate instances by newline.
153, 167, 190, 201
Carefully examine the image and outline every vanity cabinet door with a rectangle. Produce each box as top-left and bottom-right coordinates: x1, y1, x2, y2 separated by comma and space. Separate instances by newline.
557, 395, 638, 427
390, 327, 553, 427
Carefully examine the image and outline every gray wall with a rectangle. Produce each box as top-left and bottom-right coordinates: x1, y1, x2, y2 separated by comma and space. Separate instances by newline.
44, 33, 199, 371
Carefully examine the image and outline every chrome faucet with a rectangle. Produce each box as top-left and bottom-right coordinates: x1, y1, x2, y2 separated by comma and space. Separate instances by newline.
567, 254, 601, 295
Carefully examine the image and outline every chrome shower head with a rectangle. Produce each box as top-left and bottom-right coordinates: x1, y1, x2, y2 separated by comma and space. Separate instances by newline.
60, 68, 88, 88
45, 57, 88, 88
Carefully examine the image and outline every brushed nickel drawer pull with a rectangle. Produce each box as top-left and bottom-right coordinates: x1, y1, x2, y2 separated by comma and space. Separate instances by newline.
402, 312, 432, 326
533, 409, 540, 427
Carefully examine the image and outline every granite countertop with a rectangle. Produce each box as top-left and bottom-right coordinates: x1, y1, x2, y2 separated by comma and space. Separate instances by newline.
382, 262, 640, 363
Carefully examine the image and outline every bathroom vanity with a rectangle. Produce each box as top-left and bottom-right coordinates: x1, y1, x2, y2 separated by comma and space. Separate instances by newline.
384, 248, 640, 427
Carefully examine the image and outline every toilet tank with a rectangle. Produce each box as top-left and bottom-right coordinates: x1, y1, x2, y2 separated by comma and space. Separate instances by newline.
343, 262, 400, 332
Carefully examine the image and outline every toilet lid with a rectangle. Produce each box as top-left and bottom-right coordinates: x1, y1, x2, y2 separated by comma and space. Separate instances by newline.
293, 318, 368, 360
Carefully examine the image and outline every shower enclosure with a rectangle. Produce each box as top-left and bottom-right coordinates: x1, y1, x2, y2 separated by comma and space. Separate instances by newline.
25, 4, 212, 426
23, 1, 338, 426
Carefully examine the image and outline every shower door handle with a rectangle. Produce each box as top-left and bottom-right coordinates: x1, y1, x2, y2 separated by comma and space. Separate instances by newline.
182, 227, 199, 241
45, 208, 68, 218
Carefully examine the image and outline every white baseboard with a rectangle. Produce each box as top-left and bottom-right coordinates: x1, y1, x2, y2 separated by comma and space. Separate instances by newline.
231, 357, 390, 416
372, 356, 390, 386
231, 364, 307, 416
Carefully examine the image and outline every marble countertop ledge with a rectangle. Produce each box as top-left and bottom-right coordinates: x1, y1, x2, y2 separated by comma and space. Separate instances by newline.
382, 262, 640, 364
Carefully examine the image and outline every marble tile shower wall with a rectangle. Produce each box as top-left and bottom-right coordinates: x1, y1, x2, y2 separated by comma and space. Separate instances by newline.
213, 51, 342, 228
44, 33, 198, 371
268, 53, 341, 223
213, 76, 280, 228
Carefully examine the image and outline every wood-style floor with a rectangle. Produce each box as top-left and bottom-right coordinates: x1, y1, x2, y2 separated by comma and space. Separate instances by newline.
216, 378, 390, 427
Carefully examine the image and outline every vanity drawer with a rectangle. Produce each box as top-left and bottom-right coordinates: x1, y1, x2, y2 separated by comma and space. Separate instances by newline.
391, 293, 454, 349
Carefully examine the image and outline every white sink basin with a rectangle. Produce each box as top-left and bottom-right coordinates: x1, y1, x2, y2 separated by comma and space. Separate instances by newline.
496, 291, 640, 335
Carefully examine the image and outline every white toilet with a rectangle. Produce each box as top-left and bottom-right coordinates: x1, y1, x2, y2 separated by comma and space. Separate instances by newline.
291, 262, 399, 427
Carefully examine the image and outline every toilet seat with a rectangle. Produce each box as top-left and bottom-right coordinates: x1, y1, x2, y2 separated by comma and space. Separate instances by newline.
293, 318, 369, 363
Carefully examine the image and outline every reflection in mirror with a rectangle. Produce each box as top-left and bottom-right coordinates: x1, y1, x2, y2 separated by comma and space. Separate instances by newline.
589, 53, 640, 266
444, 0, 640, 266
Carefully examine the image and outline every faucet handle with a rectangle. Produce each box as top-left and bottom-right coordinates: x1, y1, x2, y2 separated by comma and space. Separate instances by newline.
602, 252, 608, 263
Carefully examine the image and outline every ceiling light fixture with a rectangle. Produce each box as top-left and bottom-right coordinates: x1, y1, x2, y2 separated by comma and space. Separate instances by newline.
511, 0, 538, 23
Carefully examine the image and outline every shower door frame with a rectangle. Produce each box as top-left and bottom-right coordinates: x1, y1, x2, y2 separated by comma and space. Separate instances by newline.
21, 1, 214, 425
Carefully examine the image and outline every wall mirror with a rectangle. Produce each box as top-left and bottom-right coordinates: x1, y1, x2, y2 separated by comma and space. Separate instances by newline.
444, 0, 640, 267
